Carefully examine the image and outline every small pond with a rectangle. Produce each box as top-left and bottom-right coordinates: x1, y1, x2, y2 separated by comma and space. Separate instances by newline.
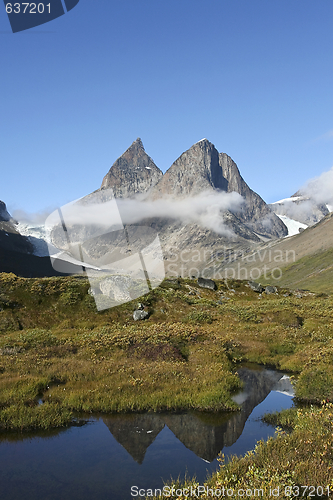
0, 365, 294, 500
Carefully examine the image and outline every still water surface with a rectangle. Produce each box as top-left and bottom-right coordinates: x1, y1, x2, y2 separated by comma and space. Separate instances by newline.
0, 366, 294, 500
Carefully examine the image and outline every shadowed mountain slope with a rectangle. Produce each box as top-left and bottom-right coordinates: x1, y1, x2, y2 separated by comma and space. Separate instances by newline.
0, 200, 74, 277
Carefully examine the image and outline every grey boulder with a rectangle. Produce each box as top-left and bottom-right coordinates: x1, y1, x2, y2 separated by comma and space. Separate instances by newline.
197, 277, 217, 291
248, 281, 264, 293
133, 309, 149, 321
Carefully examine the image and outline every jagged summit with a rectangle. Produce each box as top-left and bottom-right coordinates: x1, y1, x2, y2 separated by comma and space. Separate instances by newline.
96, 138, 287, 239
124, 137, 145, 154
149, 139, 228, 198
50, 138, 287, 277
147, 140, 287, 239
100, 138, 163, 198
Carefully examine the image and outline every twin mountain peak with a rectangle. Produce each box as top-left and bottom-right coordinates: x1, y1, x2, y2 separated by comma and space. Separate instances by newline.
99, 138, 287, 240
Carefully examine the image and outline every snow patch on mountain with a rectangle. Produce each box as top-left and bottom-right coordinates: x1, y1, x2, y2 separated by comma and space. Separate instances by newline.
271, 196, 303, 205
15, 222, 58, 257
275, 215, 308, 237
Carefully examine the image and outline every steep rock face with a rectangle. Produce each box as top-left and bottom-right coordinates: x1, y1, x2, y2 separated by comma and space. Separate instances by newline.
150, 139, 227, 199
219, 152, 288, 238
100, 138, 163, 198
0, 200, 11, 222
149, 139, 287, 239
49, 139, 288, 279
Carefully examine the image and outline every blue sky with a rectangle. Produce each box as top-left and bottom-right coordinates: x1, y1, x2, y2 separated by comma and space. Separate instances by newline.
1, 0, 332, 216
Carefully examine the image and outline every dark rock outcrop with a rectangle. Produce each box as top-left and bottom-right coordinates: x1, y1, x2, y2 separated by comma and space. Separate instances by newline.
0, 200, 72, 277
248, 281, 264, 293
0, 200, 33, 256
100, 138, 163, 198
197, 277, 217, 290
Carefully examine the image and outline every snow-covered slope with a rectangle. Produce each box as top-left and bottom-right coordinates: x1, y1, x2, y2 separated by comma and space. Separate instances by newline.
275, 215, 308, 237
271, 196, 303, 205
269, 195, 329, 226
15, 222, 58, 257
15, 222, 101, 271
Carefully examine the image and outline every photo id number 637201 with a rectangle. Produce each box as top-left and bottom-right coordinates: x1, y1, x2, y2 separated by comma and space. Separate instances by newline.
5, 3, 51, 14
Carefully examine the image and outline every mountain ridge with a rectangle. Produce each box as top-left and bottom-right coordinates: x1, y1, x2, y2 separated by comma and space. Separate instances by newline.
106, 138, 288, 240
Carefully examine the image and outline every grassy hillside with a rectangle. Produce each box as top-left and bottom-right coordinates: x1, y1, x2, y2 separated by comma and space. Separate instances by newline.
214, 213, 333, 295
278, 248, 333, 293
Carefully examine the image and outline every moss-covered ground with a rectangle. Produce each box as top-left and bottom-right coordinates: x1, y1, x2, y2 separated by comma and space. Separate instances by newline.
1, 273, 333, 426
1, 272, 333, 493
1, 271, 333, 490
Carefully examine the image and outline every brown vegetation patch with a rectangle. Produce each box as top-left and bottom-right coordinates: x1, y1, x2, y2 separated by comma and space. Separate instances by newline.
127, 343, 185, 362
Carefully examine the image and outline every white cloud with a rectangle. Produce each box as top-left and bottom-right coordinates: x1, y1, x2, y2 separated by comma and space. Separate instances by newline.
117, 190, 244, 236
301, 166, 333, 205
11, 208, 54, 225
40, 189, 244, 243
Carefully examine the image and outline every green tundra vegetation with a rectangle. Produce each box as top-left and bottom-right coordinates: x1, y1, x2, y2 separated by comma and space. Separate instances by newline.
151, 402, 333, 499
0, 272, 332, 493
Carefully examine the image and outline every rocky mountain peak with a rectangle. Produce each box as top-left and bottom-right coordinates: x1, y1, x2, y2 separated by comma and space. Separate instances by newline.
132, 137, 144, 149
100, 138, 163, 198
147, 140, 287, 238
149, 139, 228, 199
122, 137, 145, 156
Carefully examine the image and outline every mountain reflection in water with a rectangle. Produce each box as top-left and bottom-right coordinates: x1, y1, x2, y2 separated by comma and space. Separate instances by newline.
103, 366, 294, 463
0, 366, 295, 500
